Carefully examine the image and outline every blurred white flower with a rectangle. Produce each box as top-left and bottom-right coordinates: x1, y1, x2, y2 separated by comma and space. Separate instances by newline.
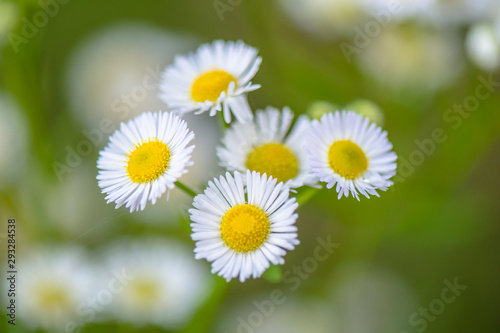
216, 296, 339, 333
427, 0, 499, 26
276, 0, 368, 39
356, 25, 463, 92
466, 22, 500, 72
366, 0, 499, 26
18, 245, 97, 332
42, 163, 114, 238
252, 298, 338, 333
101, 237, 213, 329
0, 92, 28, 188
65, 22, 197, 128
362, 0, 437, 22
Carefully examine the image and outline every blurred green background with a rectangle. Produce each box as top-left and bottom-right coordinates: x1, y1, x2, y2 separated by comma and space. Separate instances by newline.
1, 0, 500, 332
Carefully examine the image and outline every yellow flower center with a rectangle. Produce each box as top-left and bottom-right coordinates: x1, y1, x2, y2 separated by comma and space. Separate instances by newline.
191, 70, 236, 103
125, 139, 170, 183
328, 140, 368, 179
246, 143, 299, 183
34, 283, 69, 309
220, 204, 270, 253
129, 278, 160, 305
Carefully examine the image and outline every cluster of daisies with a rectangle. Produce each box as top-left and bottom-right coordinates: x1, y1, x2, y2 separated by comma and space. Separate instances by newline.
96, 40, 397, 282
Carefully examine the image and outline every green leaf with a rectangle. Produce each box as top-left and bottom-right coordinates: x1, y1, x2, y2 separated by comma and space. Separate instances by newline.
262, 265, 283, 283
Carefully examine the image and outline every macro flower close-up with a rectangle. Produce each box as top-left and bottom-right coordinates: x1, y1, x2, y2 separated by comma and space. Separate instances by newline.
97, 111, 195, 212
190, 170, 299, 282
307, 110, 397, 199
159, 39, 262, 123
217, 106, 317, 187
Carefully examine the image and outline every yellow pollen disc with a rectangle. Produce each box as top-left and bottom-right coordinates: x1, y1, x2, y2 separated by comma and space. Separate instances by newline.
328, 140, 368, 179
220, 204, 270, 253
35, 284, 68, 309
130, 278, 160, 304
246, 143, 299, 183
191, 70, 236, 103
126, 139, 170, 183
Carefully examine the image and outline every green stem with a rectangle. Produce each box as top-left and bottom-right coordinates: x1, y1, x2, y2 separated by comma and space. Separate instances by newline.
175, 181, 197, 197
179, 277, 229, 333
219, 110, 230, 132
295, 186, 320, 205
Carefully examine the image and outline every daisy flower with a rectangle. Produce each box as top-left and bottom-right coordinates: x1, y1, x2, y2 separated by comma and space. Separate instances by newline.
18, 245, 97, 332
190, 170, 299, 282
362, 0, 438, 22
276, 0, 369, 40
356, 25, 462, 92
217, 297, 338, 333
217, 106, 317, 188
159, 40, 262, 123
97, 111, 194, 212
102, 237, 213, 329
306, 111, 397, 200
